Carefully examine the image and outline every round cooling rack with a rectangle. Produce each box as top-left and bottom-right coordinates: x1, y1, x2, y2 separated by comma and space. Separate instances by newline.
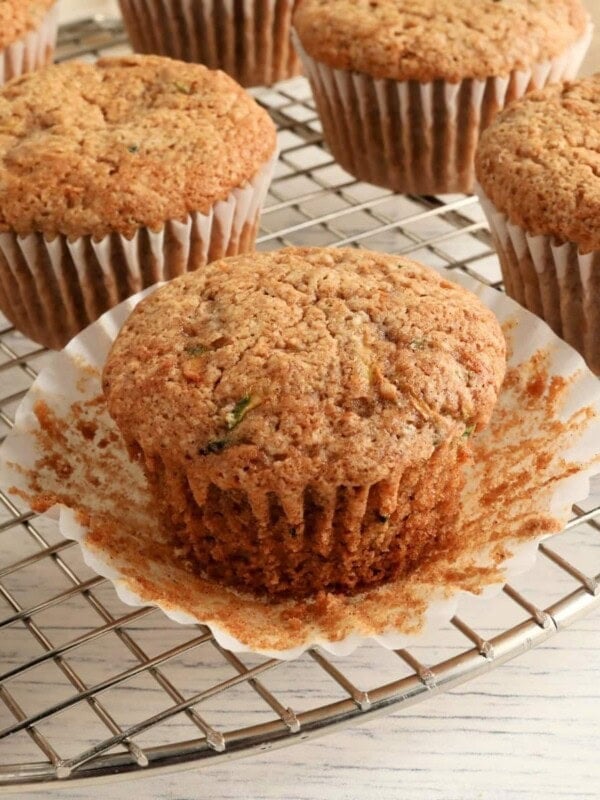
1, 15, 600, 794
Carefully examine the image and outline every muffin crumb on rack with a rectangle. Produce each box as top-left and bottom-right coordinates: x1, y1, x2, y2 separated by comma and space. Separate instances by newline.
103, 247, 506, 598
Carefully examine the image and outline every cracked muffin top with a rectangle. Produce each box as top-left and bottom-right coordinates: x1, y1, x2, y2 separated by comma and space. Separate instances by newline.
293, 0, 590, 83
0, 0, 55, 49
476, 74, 600, 254
0, 55, 276, 241
103, 247, 506, 495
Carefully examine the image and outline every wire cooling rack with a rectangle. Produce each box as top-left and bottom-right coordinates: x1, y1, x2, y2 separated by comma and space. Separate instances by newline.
1, 14, 600, 794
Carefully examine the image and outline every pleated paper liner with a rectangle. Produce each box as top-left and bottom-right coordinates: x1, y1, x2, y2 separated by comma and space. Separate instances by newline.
478, 188, 600, 376
0, 2, 58, 85
292, 23, 593, 195
1, 271, 599, 659
0, 155, 275, 351
119, 0, 302, 87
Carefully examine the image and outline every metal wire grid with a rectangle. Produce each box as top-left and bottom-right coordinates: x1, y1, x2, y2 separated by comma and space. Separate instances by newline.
0, 15, 599, 793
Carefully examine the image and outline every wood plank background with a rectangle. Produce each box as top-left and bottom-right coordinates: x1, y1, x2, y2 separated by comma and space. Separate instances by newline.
7, 3, 600, 800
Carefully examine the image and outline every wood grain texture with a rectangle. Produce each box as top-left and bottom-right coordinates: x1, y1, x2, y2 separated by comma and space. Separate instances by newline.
7, 609, 600, 800
4, 4, 600, 800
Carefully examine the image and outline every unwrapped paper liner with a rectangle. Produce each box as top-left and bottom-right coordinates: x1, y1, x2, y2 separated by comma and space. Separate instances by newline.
1, 270, 599, 660
0, 2, 58, 85
0, 155, 276, 350
292, 23, 593, 195
119, 0, 302, 87
478, 187, 600, 376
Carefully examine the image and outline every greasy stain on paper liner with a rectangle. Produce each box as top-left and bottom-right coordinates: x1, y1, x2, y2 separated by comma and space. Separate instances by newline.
9, 345, 598, 653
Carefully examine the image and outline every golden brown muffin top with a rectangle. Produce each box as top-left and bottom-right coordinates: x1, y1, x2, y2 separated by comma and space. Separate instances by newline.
0, 55, 277, 240
0, 0, 55, 50
293, 0, 589, 83
477, 74, 600, 254
103, 248, 506, 503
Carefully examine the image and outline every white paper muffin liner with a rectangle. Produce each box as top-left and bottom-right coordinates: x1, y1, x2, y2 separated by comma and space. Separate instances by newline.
478, 188, 600, 376
293, 23, 593, 195
119, 0, 302, 88
0, 155, 275, 351
1, 266, 599, 660
0, 2, 59, 85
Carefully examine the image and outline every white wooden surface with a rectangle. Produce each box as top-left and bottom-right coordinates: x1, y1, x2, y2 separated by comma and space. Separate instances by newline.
4, 2, 600, 799
8, 596, 600, 800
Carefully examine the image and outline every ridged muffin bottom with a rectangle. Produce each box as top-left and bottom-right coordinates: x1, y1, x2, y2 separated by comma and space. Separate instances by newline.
0, 155, 273, 350
137, 438, 467, 600
479, 191, 600, 376
293, 26, 592, 195
0, 220, 258, 350
119, 0, 302, 87
0, 2, 58, 85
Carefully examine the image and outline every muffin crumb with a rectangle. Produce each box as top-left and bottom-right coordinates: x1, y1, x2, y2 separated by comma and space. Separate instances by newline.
0, 0, 55, 49
103, 247, 506, 598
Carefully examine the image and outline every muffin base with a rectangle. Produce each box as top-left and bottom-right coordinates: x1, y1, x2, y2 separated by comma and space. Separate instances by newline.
479, 190, 600, 376
119, 0, 302, 88
293, 25, 592, 195
4, 264, 599, 656
136, 439, 467, 600
0, 2, 58, 85
0, 156, 274, 350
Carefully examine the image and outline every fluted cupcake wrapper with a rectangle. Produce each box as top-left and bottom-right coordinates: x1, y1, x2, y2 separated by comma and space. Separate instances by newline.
0, 155, 275, 350
145, 443, 464, 599
119, 0, 302, 87
292, 24, 593, 195
2, 271, 599, 657
478, 188, 600, 376
0, 2, 59, 85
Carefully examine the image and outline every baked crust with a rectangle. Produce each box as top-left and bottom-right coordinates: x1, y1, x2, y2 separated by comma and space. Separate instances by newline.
0, 55, 277, 240
293, 0, 589, 83
103, 247, 507, 597
0, 0, 55, 50
477, 74, 600, 254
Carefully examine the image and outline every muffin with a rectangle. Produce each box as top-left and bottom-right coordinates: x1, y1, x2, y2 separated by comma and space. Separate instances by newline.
0, 1, 58, 86
0, 55, 277, 350
118, 0, 302, 88
103, 247, 506, 599
292, 0, 592, 195
477, 74, 600, 376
